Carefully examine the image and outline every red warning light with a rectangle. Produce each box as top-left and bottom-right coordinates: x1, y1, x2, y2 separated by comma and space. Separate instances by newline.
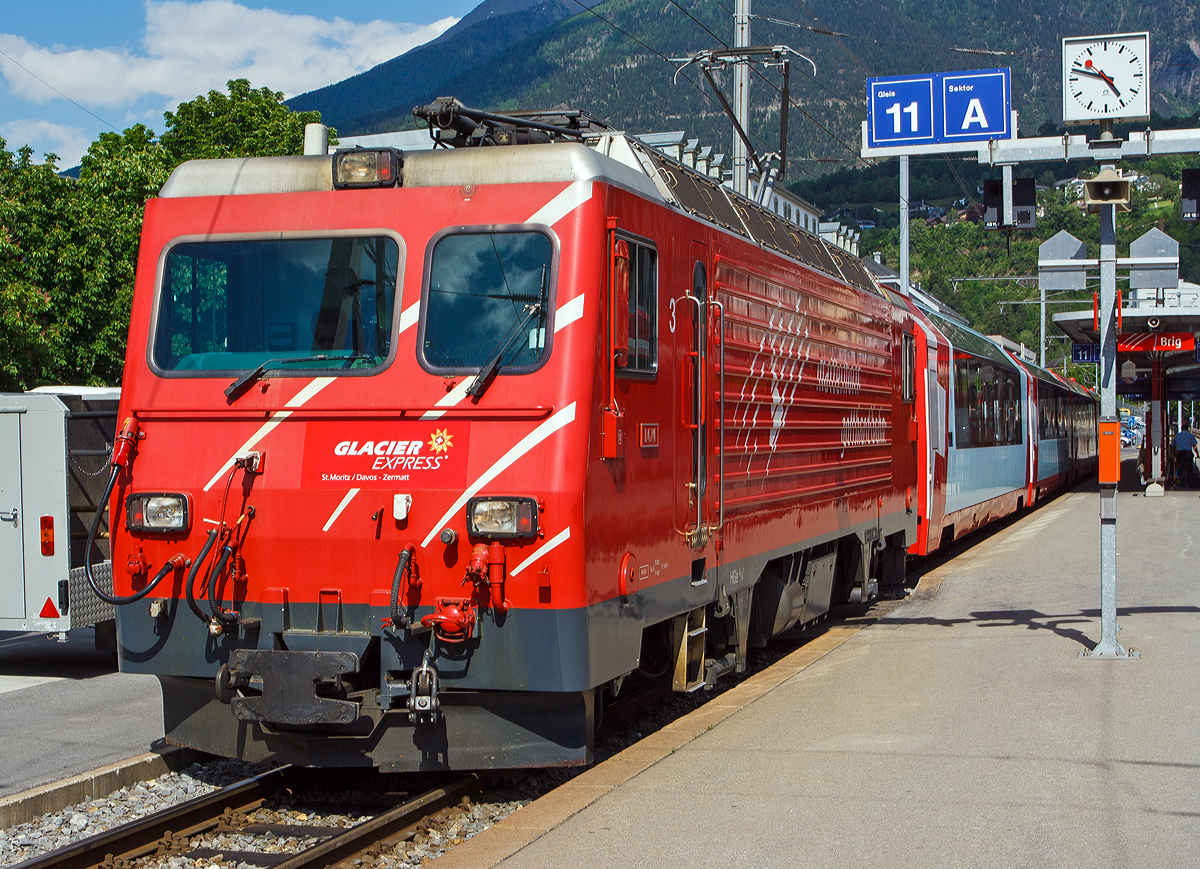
40, 515, 54, 556
39, 597, 60, 618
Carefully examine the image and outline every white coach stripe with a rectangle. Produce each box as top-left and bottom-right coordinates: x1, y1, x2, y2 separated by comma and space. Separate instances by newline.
421, 402, 577, 548
511, 526, 571, 576
528, 180, 593, 227
322, 488, 360, 532
554, 294, 585, 332
203, 377, 335, 491
421, 376, 478, 421
399, 302, 420, 335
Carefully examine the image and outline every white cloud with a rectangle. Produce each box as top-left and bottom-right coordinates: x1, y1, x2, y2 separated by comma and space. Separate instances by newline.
0, 118, 91, 165
0, 1, 458, 109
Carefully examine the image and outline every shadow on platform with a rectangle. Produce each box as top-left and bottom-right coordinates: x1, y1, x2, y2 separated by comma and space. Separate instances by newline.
879, 605, 1200, 649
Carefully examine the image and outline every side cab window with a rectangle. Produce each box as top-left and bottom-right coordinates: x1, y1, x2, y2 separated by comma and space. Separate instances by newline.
614, 236, 658, 377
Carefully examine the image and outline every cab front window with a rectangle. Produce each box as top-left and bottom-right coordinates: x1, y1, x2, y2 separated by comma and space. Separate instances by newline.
153, 235, 399, 374
419, 228, 555, 374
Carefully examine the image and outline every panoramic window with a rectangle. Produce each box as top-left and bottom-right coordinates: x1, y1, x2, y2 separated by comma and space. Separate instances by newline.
953, 353, 1022, 449
617, 240, 658, 376
153, 236, 399, 373
421, 229, 554, 373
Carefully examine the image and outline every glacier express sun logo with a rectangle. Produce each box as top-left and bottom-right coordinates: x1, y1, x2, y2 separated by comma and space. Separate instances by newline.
303, 422, 470, 488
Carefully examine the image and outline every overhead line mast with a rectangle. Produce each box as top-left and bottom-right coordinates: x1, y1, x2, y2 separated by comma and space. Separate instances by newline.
733, 0, 751, 197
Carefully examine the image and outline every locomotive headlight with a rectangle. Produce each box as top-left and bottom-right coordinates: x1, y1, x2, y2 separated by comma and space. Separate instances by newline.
126, 493, 190, 533
466, 497, 538, 539
332, 148, 401, 189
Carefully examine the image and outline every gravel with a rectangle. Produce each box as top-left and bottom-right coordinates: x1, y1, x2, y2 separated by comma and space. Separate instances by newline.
0, 758, 529, 869
0, 760, 267, 868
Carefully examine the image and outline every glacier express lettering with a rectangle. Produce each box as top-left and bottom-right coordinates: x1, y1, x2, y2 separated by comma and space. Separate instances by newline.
334, 440, 425, 456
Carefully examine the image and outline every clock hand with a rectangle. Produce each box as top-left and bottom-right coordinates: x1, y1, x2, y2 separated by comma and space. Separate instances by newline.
1077, 60, 1122, 97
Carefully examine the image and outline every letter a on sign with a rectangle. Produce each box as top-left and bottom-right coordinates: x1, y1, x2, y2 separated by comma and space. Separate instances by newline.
961, 98, 988, 129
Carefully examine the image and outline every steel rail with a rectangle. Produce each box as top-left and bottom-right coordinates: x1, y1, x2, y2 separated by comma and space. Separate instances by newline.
16, 769, 480, 869
14, 767, 293, 869
270, 775, 478, 869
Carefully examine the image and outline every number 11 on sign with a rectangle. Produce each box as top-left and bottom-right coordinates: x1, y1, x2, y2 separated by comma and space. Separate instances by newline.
885, 102, 920, 133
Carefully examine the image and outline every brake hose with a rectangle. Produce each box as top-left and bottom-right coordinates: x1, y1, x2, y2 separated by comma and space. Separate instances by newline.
84, 465, 186, 605
206, 545, 240, 626
185, 530, 218, 623
389, 545, 417, 631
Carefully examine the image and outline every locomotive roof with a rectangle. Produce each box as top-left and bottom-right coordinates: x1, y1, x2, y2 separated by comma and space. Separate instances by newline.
157, 134, 884, 299
157, 142, 661, 202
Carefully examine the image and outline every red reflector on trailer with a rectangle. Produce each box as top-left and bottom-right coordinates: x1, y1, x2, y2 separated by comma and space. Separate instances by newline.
40, 598, 60, 618
40, 515, 54, 556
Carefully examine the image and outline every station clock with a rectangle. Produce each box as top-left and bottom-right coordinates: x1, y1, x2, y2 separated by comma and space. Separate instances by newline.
1061, 33, 1150, 125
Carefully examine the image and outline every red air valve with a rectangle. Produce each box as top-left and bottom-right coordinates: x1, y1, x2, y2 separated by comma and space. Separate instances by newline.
465, 543, 508, 614
487, 541, 508, 615
421, 598, 477, 643
111, 417, 141, 470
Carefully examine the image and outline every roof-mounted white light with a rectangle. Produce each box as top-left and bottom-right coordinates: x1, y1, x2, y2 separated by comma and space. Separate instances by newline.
333, 148, 401, 189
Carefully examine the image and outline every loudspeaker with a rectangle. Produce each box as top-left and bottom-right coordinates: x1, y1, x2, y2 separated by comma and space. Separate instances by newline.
1084, 168, 1131, 213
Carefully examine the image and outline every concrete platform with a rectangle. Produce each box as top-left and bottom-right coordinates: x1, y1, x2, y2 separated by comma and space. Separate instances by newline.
0, 628, 162, 799
447, 483, 1200, 868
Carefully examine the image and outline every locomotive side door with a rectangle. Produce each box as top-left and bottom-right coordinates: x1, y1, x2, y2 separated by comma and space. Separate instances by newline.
673, 242, 722, 552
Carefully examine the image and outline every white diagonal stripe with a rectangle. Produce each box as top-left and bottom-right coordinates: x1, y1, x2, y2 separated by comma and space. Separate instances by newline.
421, 376, 478, 421
511, 526, 571, 576
554, 294, 585, 332
286, 376, 335, 407
527, 180, 592, 227
421, 402, 577, 548
203, 377, 335, 491
322, 488, 360, 532
399, 302, 420, 334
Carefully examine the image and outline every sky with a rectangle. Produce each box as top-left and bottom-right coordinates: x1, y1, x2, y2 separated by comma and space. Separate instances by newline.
0, 1, 481, 168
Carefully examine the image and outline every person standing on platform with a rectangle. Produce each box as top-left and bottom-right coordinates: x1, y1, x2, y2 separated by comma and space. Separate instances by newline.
1175, 421, 1199, 488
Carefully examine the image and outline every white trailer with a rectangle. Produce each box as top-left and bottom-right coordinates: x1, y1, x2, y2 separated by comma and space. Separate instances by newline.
1, 387, 119, 643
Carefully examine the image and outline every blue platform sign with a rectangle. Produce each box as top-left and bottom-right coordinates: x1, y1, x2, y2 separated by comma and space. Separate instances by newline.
1072, 343, 1100, 364
867, 68, 1011, 150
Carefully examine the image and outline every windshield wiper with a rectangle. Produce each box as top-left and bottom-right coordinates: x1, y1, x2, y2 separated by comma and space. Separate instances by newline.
466, 303, 542, 402
225, 354, 374, 402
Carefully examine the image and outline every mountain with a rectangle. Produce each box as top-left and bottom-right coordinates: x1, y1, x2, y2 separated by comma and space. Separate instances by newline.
291, 0, 1200, 172
285, 0, 600, 134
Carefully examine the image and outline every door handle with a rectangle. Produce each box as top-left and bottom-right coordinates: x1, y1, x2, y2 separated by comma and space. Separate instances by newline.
0, 508, 17, 528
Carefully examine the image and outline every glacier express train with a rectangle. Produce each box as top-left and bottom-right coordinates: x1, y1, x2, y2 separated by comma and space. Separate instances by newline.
92, 102, 1096, 770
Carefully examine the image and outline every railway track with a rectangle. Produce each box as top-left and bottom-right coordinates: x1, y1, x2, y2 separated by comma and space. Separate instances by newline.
15, 767, 479, 869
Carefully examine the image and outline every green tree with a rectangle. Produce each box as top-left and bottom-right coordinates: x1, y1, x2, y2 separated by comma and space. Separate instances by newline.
160, 79, 325, 163
0, 80, 327, 389
0, 142, 65, 389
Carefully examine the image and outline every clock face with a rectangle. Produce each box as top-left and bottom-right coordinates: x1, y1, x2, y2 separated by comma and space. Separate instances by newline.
1062, 33, 1150, 125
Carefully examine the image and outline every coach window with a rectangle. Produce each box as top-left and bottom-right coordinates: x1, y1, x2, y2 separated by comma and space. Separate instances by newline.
616, 238, 658, 376
420, 228, 555, 374
901, 332, 916, 403
953, 353, 1022, 449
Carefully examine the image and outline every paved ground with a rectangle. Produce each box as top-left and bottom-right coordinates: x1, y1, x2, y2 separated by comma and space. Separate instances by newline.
0, 629, 162, 798
492, 482, 1200, 868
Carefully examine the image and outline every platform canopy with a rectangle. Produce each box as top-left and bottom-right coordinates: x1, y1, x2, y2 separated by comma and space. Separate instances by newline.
1054, 295, 1200, 401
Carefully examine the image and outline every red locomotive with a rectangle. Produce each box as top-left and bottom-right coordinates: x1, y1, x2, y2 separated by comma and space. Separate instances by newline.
95, 102, 1094, 770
